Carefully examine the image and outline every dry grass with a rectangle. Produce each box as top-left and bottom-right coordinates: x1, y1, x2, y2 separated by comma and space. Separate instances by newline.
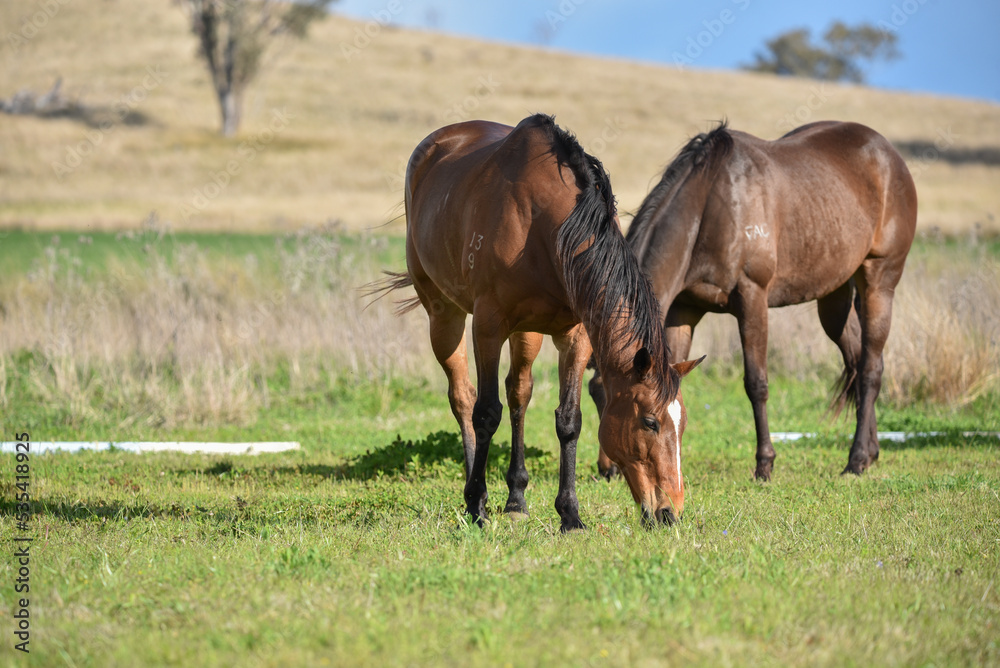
883, 252, 1000, 406
2, 229, 997, 428
0, 227, 436, 427
0, 0, 998, 234
685, 244, 1000, 409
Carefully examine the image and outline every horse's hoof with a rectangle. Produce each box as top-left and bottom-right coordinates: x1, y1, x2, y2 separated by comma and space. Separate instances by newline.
560, 519, 587, 534
599, 464, 620, 481
841, 462, 867, 476
754, 461, 773, 482
503, 498, 529, 517
504, 510, 530, 521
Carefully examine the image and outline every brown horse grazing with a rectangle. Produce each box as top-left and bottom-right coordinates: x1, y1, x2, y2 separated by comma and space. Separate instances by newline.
378, 114, 703, 531
590, 121, 917, 481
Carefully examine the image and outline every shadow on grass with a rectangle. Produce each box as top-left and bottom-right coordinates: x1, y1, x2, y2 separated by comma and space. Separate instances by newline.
0, 498, 223, 522
337, 430, 551, 481
0, 432, 559, 527
340, 430, 464, 480
170, 430, 552, 483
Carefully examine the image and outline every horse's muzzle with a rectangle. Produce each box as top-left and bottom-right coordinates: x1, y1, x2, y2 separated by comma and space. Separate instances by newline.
641, 505, 678, 529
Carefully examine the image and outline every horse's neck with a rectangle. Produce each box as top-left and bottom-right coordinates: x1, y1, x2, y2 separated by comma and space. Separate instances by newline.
635, 180, 709, 311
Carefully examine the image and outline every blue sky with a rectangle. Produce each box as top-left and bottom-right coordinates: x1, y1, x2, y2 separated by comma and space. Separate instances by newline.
335, 0, 1000, 103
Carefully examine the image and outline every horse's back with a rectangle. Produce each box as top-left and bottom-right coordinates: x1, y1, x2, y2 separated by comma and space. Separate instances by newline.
709, 121, 916, 304
770, 120, 916, 258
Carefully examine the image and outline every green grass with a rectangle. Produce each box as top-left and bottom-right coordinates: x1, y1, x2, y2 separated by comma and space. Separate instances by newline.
0, 227, 408, 281
0, 228, 994, 279
2, 364, 999, 666
1, 230, 998, 666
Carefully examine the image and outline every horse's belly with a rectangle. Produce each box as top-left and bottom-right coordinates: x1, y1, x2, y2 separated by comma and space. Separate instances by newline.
766, 226, 872, 305
767, 267, 858, 306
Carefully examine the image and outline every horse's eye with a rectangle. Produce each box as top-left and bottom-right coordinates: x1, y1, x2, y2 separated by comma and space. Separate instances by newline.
642, 416, 660, 433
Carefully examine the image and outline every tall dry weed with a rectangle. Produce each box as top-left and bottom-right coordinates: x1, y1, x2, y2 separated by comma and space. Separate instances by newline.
2, 230, 997, 431
883, 254, 1000, 406
0, 227, 435, 429
671, 245, 1000, 409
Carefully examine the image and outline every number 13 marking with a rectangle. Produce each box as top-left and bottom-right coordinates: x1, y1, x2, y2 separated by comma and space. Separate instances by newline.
468, 233, 483, 269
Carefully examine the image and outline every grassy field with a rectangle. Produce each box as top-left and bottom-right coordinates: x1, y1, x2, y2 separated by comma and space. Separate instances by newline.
1, 230, 998, 666
1, 388, 998, 667
2, 1, 1000, 665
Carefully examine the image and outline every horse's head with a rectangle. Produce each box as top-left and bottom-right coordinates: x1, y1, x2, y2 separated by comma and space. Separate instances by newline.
598, 350, 704, 527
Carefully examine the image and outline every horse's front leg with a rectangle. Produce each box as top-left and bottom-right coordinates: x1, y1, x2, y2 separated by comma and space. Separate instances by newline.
553, 325, 592, 532
504, 332, 543, 517
465, 309, 509, 526
735, 286, 775, 481
664, 303, 705, 364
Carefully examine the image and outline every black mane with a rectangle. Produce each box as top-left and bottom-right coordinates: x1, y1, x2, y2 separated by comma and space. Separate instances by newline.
626, 121, 734, 257
531, 114, 675, 403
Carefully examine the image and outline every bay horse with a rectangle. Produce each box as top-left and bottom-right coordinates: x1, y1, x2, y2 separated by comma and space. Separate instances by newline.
377, 114, 703, 531
590, 121, 917, 481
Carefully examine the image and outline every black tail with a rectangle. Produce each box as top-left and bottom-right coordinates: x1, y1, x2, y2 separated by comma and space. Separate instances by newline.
828, 364, 860, 419
361, 271, 421, 315
826, 288, 862, 418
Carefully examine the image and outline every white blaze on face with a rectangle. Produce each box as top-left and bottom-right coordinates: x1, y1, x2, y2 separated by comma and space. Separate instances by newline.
667, 399, 682, 479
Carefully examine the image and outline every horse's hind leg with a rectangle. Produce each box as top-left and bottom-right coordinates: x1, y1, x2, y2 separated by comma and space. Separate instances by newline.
553, 324, 592, 532
464, 305, 509, 525
504, 332, 543, 516
424, 298, 478, 481
664, 304, 705, 364
817, 281, 862, 415
844, 262, 898, 475
735, 284, 775, 481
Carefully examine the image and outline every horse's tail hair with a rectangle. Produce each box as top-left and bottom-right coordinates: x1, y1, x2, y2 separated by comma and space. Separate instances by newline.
827, 366, 859, 419
825, 286, 862, 419
361, 270, 422, 315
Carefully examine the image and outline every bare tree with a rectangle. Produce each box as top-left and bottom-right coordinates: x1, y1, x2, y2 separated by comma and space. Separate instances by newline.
176, 0, 333, 137
745, 21, 900, 84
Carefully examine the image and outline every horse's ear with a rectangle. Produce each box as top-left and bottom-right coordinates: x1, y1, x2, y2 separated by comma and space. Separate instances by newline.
671, 355, 706, 379
633, 347, 654, 380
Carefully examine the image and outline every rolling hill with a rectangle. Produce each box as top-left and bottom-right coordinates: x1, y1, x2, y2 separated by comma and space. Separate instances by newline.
1, 0, 998, 235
